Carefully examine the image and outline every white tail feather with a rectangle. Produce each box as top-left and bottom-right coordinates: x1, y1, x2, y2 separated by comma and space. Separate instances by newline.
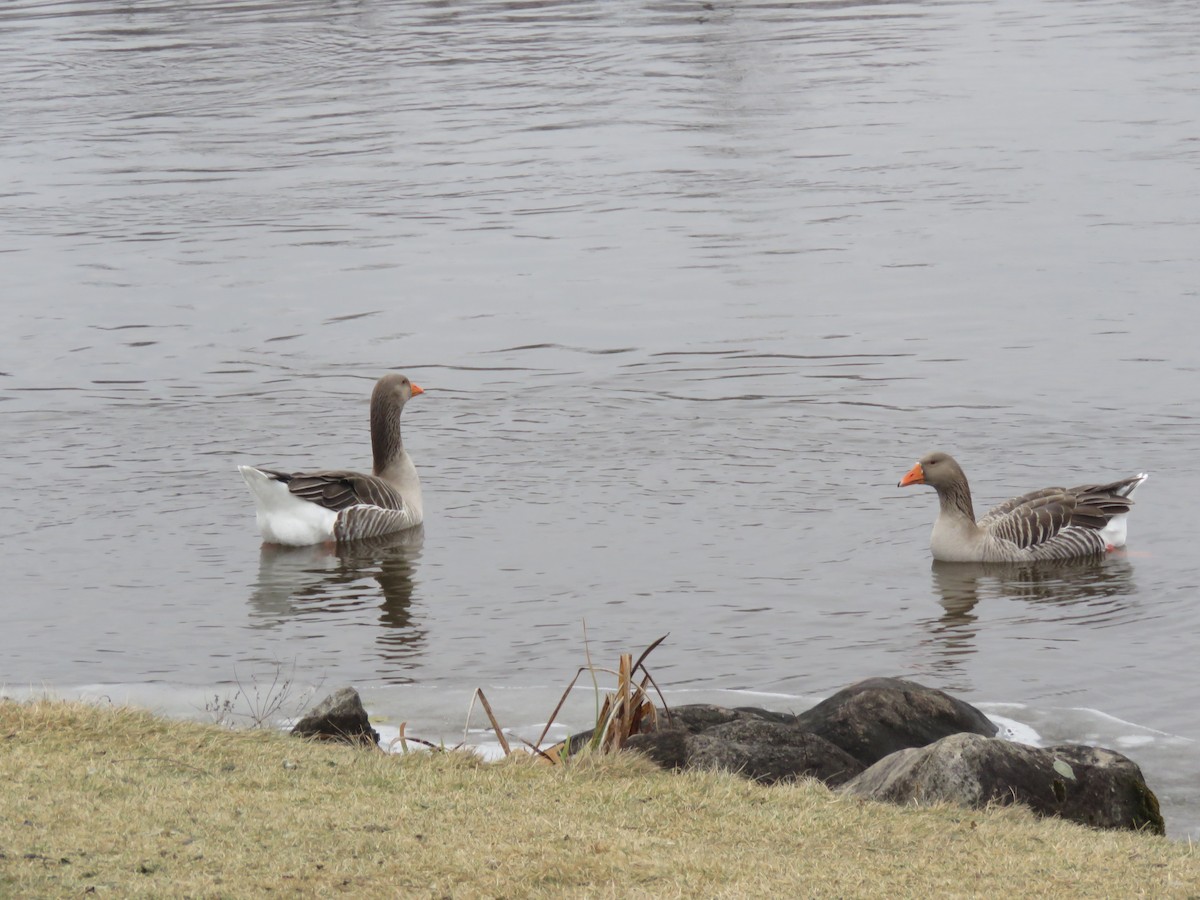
1103, 473, 1148, 548
238, 465, 337, 546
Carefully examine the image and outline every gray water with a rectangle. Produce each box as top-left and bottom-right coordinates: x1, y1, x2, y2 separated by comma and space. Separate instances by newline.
3, 0, 1200, 836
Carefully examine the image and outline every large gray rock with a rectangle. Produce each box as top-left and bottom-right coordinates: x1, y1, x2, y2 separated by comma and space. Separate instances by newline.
683, 719, 864, 786
794, 676, 997, 766
624, 717, 863, 786
841, 732, 1164, 835
291, 687, 380, 748
670, 704, 797, 733
564, 703, 790, 756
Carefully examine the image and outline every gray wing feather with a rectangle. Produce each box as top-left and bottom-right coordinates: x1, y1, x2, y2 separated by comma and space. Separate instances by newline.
982, 490, 1075, 550
263, 469, 407, 513
979, 487, 1068, 528
1064, 478, 1140, 529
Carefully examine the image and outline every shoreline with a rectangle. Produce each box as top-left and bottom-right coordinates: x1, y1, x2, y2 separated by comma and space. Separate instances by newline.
5, 677, 1198, 841
3, 697, 1199, 896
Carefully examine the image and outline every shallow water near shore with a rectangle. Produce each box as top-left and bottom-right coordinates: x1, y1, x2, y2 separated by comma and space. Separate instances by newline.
2, 1, 1199, 835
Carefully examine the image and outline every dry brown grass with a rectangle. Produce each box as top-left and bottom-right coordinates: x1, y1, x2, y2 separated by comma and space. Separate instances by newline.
2, 698, 1198, 897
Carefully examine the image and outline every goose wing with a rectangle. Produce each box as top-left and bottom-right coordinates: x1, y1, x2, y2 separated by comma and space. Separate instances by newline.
979, 477, 1144, 558
1063, 477, 1142, 527
979, 488, 1078, 550
261, 468, 408, 513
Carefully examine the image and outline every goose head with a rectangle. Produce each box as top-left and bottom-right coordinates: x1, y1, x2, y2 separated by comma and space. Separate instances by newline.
898, 451, 966, 491
372, 373, 424, 409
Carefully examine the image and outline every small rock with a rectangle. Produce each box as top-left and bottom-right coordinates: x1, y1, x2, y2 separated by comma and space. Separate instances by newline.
291, 687, 379, 748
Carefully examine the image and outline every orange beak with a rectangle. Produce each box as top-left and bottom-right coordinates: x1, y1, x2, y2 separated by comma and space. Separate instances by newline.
898, 462, 924, 488
410, 383, 425, 396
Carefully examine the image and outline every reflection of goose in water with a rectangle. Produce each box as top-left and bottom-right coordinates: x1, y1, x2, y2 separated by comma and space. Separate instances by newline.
931, 556, 1138, 612
247, 527, 426, 674
921, 556, 1139, 682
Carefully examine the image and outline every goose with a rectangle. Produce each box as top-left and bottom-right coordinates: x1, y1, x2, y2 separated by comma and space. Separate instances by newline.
898, 451, 1147, 563
238, 374, 424, 546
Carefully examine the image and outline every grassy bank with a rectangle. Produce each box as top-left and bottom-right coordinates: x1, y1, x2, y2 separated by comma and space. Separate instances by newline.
1, 699, 1197, 897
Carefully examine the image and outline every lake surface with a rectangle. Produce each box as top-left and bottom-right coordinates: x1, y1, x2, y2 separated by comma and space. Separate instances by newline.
3, 0, 1199, 836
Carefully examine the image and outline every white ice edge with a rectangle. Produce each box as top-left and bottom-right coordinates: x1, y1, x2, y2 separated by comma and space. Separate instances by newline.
1064, 707, 1194, 741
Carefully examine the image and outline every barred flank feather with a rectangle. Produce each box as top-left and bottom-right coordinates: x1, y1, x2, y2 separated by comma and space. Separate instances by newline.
1025, 527, 1107, 561
334, 504, 421, 543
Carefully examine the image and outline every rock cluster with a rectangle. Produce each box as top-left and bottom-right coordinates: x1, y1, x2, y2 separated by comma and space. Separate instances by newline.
293, 678, 1165, 835
621, 676, 1163, 835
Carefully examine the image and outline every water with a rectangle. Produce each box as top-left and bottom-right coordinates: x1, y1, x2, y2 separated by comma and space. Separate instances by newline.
3, 0, 1199, 835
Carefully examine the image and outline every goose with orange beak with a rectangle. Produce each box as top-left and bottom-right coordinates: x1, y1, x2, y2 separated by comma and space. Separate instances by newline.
898, 451, 1147, 563
239, 373, 425, 545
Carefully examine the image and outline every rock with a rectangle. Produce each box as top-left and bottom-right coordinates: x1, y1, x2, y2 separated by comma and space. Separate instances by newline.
794, 676, 997, 766
292, 687, 380, 748
624, 715, 864, 786
624, 728, 689, 769
683, 719, 864, 786
576, 703, 793, 760
670, 704, 799, 734
840, 732, 1164, 835
570, 679, 1162, 833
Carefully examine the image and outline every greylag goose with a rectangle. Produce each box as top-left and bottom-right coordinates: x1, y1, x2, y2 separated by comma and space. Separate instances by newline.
239, 374, 424, 545
898, 451, 1147, 563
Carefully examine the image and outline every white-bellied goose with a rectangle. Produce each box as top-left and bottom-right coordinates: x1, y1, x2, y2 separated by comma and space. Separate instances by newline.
898, 451, 1147, 563
239, 374, 424, 545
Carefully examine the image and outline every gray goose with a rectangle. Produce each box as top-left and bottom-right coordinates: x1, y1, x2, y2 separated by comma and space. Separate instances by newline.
898, 451, 1147, 563
239, 374, 424, 545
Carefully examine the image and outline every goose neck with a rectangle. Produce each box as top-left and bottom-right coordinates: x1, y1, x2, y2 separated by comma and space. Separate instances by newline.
937, 476, 976, 523
371, 399, 404, 476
